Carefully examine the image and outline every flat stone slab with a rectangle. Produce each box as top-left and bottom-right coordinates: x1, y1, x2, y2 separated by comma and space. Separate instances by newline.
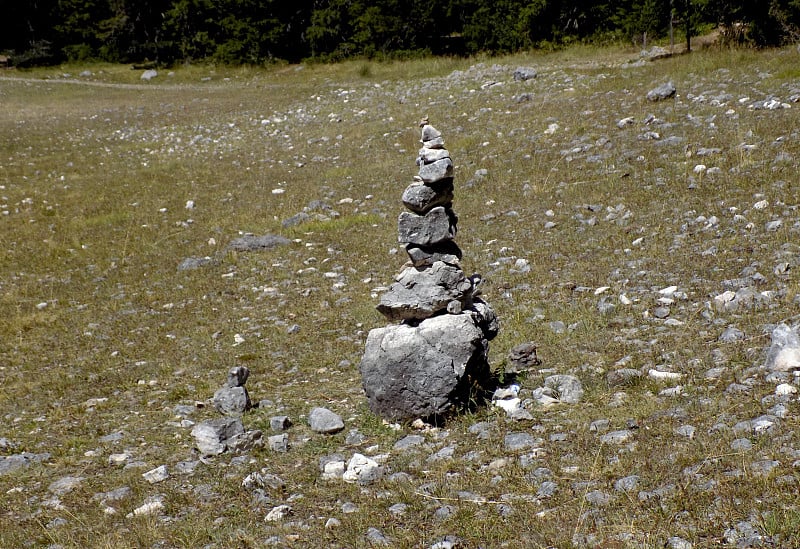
377, 261, 472, 322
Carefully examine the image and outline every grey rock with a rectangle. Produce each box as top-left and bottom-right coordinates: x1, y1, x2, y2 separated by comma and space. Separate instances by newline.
227, 233, 291, 252
242, 470, 285, 492
226, 366, 250, 387
405, 241, 462, 268
614, 475, 640, 492
320, 454, 346, 480
394, 435, 425, 451
365, 527, 391, 546
543, 374, 584, 404
0, 452, 50, 475
537, 481, 558, 498
267, 433, 289, 452
269, 416, 292, 431
422, 136, 445, 149
418, 158, 454, 183
646, 81, 676, 101
341, 502, 359, 514
377, 262, 471, 322
730, 438, 752, 451
427, 445, 456, 462
654, 306, 670, 319
764, 323, 800, 372
434, 505, 456, 520
142, 465, 169, 483
470, 298, 499, 340
584, 490, 612, 506
343, 453, 383, 485
227, 429, 264, 453
666, 537, 693, 549
513, 67, 538, 81
191, 417, 245, 455
359, 314, 490, 420
719, 326, 745, 342
140, 69, 158, 81
213, 386, 251, 416
398, 207, 456, 247
308, 407, 344, 434
600, 430, 634, 444
174, 460, 199, 475
421, 124, 442, 142
402, 181, 454, 214
388, 503, 408, 516
504, 432, 538, 451
177, 256, 213, 271
417, 147, 451, 165
48, 476, 85, 496
750, 459, 779, 476
724, 521, 767, 547
281, 211, 310, 227
93, 486, 131, 503
507, 342, 541, 373
345, 429, 365, 445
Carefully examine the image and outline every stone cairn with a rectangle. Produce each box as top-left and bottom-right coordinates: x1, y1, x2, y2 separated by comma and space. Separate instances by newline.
358, 119, 499, 422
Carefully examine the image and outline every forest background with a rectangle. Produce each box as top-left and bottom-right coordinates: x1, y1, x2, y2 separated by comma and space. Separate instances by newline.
2, 1, 800, 67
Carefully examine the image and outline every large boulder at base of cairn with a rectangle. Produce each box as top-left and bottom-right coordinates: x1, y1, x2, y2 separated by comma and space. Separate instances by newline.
359, 118, 498, 421
360, 314, 489, 419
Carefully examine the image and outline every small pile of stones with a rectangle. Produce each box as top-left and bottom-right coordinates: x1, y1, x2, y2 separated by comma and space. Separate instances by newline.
359, 119, 498, 421
192, 366, 262, 455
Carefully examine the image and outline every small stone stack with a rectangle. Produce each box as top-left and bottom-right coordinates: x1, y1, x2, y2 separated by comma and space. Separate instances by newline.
359, 119, 498, 421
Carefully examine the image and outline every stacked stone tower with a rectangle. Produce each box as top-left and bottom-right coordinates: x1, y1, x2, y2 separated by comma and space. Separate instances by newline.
358, 119, 498, 421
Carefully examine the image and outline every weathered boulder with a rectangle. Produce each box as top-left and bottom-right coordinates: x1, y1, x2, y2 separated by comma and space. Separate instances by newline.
402, 181, 454, 214
398, 206, 457, 247
359, 313, 490, 420
377, 261, 473, 322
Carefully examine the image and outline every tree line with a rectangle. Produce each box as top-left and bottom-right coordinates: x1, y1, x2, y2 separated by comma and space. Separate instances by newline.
2, 0, 799, 67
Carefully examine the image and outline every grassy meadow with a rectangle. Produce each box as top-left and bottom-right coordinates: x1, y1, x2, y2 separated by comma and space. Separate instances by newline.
1, 44, 800, 547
